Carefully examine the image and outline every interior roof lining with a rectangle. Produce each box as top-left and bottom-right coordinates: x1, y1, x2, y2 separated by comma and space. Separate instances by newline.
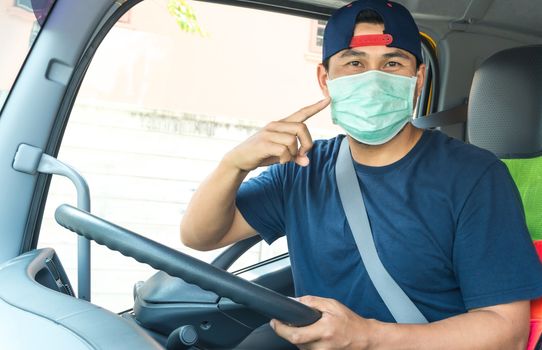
196, 0, 542, 44
197, 0, 336, 19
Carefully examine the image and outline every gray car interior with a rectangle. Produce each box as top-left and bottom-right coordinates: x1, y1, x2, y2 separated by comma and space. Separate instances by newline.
0, 248, 162, 349
468, 45, 542, 158
1, 0, 542, 349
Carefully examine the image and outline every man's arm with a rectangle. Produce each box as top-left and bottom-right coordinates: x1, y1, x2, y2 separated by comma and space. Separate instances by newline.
180, 160, 256, 251
180, 98, 330, 251
271, 296, 530, 350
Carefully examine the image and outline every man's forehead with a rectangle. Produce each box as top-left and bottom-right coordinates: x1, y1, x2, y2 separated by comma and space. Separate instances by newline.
336, 47, 415, 61
353, 21, 385, 35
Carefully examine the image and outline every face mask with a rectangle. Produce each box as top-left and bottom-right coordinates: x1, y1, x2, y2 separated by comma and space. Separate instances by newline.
327, 70, 418, 145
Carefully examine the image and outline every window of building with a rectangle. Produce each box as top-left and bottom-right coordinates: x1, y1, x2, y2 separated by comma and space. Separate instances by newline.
15, 0, 32, 11
316, 20, 326, 47
309, 19, 326, 54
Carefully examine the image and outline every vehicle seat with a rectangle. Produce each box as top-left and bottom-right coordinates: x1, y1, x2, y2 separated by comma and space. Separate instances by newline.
468, 45, 542, 350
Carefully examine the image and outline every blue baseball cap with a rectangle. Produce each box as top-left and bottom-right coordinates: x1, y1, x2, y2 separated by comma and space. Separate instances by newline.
323, 0, 422, 64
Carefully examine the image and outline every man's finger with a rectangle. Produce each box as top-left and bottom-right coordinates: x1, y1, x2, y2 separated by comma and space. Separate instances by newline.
265, 131, 298, 157
270, 319, 319, 346
267, 143, 293, 164
297, 295, 334, 312
295, 154, 310, 167
266, 121, 313, 159
282, 97, 331, 123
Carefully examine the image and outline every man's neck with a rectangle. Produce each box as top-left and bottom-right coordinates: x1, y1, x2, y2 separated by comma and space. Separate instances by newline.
348, 124, 424, 167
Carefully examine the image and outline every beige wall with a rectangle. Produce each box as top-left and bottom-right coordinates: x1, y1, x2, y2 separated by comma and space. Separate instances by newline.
78, 0, 336, 130
2, 0, 337, 129
3, 0, 340, 311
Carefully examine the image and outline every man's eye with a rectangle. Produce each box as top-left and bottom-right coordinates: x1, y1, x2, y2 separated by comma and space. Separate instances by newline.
385, 61, 401, 68
348, 61, 362, 67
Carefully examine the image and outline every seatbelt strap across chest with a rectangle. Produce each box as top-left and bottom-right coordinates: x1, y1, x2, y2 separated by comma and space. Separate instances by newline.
335, 136, 428, 324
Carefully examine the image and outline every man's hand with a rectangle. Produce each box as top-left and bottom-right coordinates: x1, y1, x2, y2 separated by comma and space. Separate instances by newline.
223, 98, 330, 172
270, 296, 529, 350
270, 296, 374, 350
180, 98, 329, 250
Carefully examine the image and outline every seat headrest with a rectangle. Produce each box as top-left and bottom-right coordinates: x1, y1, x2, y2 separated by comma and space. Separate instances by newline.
468, 45, 542, 158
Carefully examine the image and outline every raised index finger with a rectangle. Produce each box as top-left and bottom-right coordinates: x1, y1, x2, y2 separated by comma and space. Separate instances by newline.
282, 97, 331, 123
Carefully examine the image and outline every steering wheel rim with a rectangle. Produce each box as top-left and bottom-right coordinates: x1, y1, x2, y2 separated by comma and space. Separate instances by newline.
54, 204, 321, 327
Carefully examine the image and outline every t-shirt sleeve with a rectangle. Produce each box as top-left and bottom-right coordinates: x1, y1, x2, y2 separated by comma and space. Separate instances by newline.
454, 160, 542, 310
236, 165, 286, 244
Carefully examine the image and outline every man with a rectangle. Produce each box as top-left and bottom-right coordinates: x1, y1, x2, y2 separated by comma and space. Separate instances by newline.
181, 0, 542, 348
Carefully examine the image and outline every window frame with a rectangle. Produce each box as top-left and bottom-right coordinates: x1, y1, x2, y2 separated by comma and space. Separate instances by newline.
309, 19, 326, 53
417, 32, 440, 117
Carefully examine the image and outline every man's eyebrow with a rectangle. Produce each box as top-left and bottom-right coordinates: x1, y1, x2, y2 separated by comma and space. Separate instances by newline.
382, 50, 411, 60
339, 49, 367, 58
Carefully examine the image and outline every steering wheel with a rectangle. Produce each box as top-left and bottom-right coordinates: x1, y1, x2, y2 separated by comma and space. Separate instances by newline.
54, 204, 321, 327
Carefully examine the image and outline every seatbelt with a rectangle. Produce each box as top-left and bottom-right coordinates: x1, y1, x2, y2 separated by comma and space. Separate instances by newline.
335, 137, 428, 324
412, 103, 467, 129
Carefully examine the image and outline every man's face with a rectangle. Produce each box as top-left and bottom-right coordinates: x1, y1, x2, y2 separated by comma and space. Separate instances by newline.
318, 22, 426, 98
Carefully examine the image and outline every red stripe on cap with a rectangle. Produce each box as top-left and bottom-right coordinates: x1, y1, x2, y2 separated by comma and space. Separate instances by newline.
350, 34, 393, 48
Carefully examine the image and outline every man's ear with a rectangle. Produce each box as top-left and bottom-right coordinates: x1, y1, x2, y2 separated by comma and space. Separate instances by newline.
317, 63, 330, 98
415, 63, 427, 98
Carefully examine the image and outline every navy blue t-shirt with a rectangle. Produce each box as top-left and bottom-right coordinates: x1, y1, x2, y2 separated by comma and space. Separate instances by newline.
236, 130, 542, 322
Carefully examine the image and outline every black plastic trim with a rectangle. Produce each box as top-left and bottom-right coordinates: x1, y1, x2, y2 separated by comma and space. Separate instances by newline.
233, 253, 289, 275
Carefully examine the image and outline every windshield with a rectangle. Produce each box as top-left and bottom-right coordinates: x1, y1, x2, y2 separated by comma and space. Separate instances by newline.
0, 0, 56, 112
